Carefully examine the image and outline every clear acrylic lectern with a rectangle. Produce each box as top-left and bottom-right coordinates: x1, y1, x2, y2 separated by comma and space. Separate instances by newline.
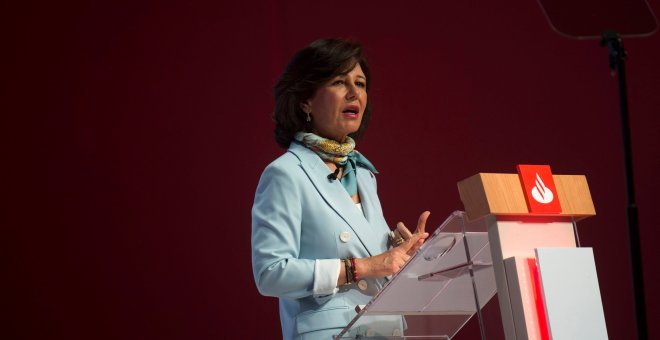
334, 211, 497, 339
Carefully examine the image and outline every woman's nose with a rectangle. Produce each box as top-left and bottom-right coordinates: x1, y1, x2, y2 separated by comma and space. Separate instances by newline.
346, 84, 358, 100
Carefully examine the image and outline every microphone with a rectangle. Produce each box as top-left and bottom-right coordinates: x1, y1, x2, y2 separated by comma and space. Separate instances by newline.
327, 167, 340, 181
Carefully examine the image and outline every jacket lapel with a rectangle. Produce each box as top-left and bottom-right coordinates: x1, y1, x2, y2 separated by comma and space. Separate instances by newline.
289, 143, 382, 257
356, 168, 379, 225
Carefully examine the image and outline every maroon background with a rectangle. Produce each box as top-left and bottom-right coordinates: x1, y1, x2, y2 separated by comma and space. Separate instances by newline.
6, 1, 660, 339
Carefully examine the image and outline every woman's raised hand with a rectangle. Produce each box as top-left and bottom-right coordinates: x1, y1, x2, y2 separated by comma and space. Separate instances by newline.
356, 211, 431, 278
396, 211, 430, 255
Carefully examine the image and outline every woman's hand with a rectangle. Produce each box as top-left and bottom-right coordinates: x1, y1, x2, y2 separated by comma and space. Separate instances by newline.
356, 231, 429, 278
356, 211, 431, 279
393, 211, 431, 255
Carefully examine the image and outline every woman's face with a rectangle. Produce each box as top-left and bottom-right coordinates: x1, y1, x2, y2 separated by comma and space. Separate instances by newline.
302, 63, 367, 142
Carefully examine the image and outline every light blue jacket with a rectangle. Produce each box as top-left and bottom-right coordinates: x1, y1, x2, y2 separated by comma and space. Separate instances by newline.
252, 142, 401, 339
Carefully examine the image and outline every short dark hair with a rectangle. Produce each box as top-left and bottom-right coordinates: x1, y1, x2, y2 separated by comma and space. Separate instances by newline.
272, 38, 372, 148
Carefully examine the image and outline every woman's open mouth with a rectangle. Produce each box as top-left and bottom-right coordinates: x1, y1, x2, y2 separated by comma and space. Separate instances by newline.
342, 106, 359, 118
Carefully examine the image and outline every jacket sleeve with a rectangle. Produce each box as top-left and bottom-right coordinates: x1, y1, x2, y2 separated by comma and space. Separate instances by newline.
252, 163, 336, 300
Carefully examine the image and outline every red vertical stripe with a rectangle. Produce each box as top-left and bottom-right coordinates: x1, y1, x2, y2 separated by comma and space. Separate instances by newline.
529, 258, 551, 340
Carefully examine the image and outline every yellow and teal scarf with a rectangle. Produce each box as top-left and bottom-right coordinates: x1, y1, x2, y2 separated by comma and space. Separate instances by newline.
294, 132, 378, 196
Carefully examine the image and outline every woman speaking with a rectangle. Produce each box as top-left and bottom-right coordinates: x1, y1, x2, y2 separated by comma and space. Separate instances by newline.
252, 38, 430, 339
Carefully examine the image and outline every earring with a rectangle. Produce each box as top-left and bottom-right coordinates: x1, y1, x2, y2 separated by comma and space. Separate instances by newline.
306, 112, 311, 122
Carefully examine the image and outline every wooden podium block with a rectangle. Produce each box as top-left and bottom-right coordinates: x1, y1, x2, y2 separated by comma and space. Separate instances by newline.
458, 173, 596, 221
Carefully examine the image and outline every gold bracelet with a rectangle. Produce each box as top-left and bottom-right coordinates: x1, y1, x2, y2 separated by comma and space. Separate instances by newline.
344, 257, 354, 284
342, 259, 352, 285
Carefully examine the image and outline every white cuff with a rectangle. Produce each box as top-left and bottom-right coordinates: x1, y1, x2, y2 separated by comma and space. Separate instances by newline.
313, 259, 341, 296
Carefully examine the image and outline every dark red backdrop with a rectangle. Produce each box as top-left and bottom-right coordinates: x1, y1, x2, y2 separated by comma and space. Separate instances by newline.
6, 1, 660, 339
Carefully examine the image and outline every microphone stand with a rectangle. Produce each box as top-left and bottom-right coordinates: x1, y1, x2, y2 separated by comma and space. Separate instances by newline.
600, 31, 647, 340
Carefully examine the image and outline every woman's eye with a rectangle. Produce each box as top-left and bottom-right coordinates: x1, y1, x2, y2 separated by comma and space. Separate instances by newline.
332, 80, 344, 86
356, 81, 366, 88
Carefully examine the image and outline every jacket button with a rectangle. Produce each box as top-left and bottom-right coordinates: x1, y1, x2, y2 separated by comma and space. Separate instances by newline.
393, 328, 401, 336
358, 279, 368, 291
339, 231, 351, 242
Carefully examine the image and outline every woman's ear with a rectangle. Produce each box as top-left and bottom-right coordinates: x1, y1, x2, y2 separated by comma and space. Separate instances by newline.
300, 101, 311, 114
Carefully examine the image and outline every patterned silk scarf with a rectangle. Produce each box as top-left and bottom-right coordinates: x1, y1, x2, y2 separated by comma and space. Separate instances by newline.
294, 132, 378, 196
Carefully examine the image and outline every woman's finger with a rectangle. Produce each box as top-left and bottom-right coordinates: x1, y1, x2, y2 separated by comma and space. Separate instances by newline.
415, 211, 430, 234
398, 232, 429, 252
396, 222, 413, 239
407, 238, 425, 255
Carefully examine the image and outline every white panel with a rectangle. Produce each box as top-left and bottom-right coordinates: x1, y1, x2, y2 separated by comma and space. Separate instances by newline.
536, 248, 608, 340
495, 221, 576, 259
